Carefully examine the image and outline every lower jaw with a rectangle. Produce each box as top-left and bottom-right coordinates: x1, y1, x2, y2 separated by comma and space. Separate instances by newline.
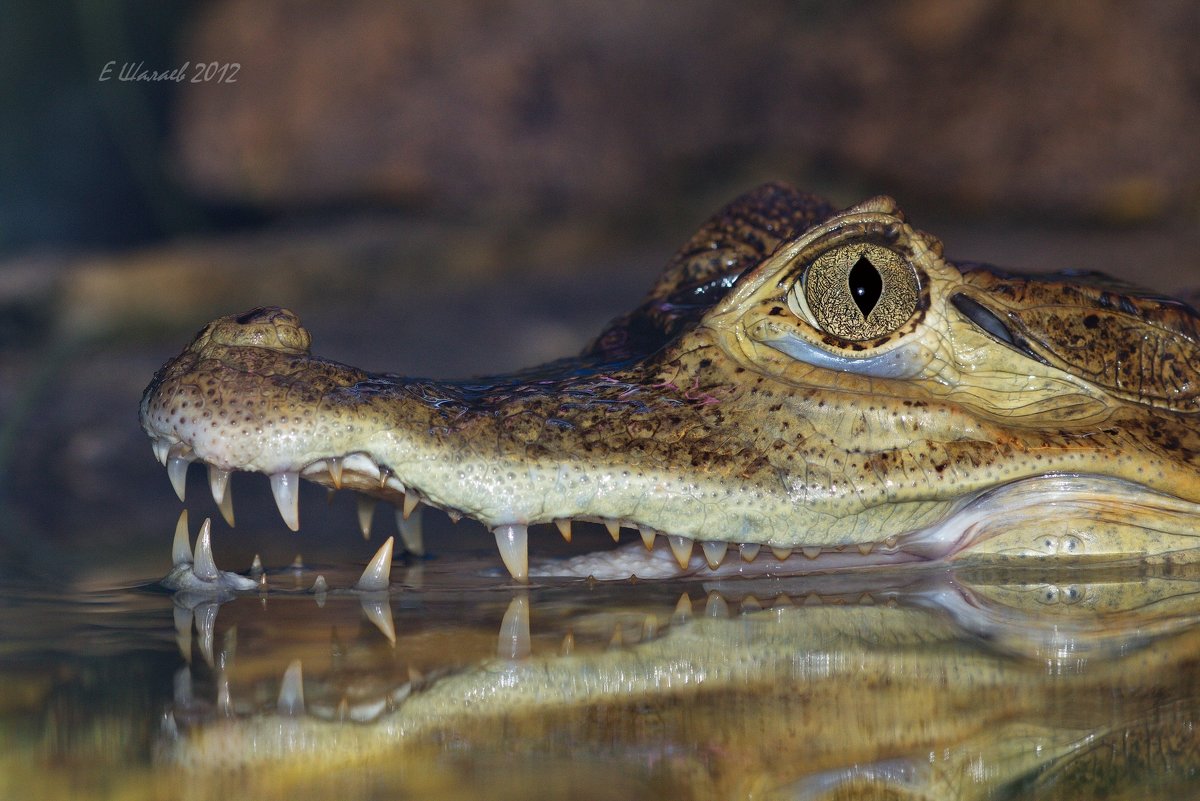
151, 436, 1200, 587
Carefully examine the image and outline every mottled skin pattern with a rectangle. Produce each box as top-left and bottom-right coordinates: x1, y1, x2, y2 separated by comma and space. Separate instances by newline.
140, 184, 1200, 568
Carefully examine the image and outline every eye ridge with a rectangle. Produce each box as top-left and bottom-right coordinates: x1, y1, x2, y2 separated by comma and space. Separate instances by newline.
848, 255, 883, 318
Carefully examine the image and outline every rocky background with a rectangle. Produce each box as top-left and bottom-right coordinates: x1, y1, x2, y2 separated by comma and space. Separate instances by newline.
1, 0, 1198, 577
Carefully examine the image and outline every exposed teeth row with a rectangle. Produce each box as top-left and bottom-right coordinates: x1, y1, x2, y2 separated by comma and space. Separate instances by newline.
153, 441, 425, 555
153, 439, 895, 584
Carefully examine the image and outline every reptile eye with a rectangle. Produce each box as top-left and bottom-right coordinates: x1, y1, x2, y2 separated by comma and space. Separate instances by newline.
799, 244, 919, 341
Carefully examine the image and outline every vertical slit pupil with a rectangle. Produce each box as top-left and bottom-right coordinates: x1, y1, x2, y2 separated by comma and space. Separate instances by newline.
849, 256, 883, 318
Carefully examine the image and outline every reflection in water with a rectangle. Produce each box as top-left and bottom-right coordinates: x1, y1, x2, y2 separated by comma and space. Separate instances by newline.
5, 546, 1200, 799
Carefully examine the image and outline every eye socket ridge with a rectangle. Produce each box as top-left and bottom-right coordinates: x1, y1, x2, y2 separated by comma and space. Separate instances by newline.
797, 243, 920, 342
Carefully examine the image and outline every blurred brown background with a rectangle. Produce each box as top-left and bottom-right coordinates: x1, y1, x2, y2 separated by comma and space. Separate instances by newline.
1, 0, 1198, 577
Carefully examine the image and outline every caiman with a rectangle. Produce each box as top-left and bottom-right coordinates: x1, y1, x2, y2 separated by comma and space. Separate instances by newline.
139, 184, 1200, 582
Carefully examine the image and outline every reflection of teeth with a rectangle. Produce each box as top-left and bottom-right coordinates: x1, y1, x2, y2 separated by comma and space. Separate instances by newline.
493, 524, 529, 582
361, 598, 396, 643
739, 543, 760, 562
667, 535, 694, 569
554, 519, 572, 542
167, 445, 192, 501
701, 540, 727, 568
269, 471, 301, 531
396, 506, 424, 555
604, 520, 620, 542
498, 594, 531, 660
356, 495, 376, 539
172, 510, 192, 566
355, 536, 394, 592
638, 525, 656, 550
277, 660, 305, 716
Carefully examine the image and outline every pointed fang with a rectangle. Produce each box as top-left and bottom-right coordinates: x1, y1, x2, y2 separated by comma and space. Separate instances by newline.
604, 519, 620, 542
167, 447, 191, 501
638, 525, 656, 550
355, 536, 394, 592
193, 518, 220, 582
216, 482, 235, 527
277, 660, 305, 716
357, 495, 376, 539
270, 471, 300, 531
396, 505, 424, 556
739, 543, 761, 562
152, 439, 170, 466
172, 509, 192, 566
667, 535, 694, 570
401, 492, 420, 520
554, 519, 572, 543
701, 540, 728, 569
327, 457, 343, 489
208, 465, 230, 505
493, 524, 529, 583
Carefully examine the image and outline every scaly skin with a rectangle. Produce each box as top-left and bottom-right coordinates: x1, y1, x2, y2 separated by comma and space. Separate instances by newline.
140, 184, 1200, 577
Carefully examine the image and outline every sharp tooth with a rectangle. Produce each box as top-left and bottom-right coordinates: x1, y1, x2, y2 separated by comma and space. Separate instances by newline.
638, 525, 656, 550
554, 518, 572, 542
172, 509, 192, 566
192, 518, 220, 581
396, 505, 425, 556
667, 535, 694, 569
700, 540, 728, 569
269, 471, 301, 531
357, 495, 376, 539
741, 595, 763, 613
354, 536, 394, 592
361, 598, 396, 644
605, 520, 620, 541
167, 446, 191, 501
739, 543, 761, 562
277, 660, 305, 716
401, 492, 420, 520
884, 535, 898, 549
152, 439, 170, 466
498, 594, 531, 660
216, 483, 235, 527
857, 542, 874, 556
379, 465, 393, 489
802, 546, 820, 560
560, 632, 575, 655
208, 465, 230, 505
327, 457, 343, 489
311, 575, 328, 593
250, 554, 263, 574
493, 524, 529, 582
772, 546, 793, 560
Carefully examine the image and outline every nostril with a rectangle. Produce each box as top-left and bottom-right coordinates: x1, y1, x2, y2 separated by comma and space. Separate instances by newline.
203, 307, 312, 354
235, 307, 271, 324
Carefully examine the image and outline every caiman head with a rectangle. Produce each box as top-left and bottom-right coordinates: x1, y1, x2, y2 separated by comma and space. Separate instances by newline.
140, 184, 1200, 582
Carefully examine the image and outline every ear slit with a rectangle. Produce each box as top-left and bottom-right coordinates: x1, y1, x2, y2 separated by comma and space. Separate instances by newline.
950, 293, 1046, 364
